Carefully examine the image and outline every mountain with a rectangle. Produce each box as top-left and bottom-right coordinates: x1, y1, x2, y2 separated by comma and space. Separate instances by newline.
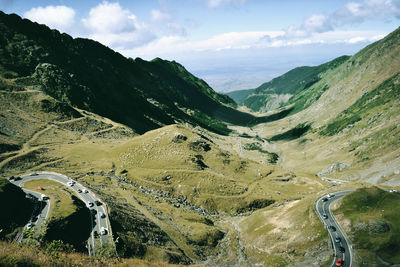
1, 9, 400, 267
225, 88, 255, 106
0, 11, 263, 135
256, 27, 400, 186
227, 56, 350, 112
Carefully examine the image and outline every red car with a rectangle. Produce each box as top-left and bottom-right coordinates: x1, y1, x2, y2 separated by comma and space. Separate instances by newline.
336, 258, 343, 266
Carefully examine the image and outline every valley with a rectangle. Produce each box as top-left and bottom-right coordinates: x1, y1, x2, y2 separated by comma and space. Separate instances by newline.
0, 10, 399, 267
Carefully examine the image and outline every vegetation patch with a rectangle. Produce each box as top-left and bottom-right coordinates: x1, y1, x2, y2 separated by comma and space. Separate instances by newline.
188, 140, 211, 152
321, 72, 400, 136
44, 195, 91, 253
243, 142, 279, 163
334, 187, 400, 264
237, 199, 275, 214
268, 123, 311, 141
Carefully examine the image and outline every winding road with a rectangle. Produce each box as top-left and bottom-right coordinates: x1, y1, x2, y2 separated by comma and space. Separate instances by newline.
315, 191, 354, 267
10, 172, 112, 255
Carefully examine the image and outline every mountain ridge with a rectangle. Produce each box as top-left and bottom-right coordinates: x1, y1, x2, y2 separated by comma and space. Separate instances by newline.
0, 11, 260, 135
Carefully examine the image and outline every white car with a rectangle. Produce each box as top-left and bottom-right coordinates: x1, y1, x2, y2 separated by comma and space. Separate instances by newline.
100, 227, 107, 235
27, 222, 34, 229
83, 189, 88, 193
327, 193, 335, 198
67, 181, 75, 187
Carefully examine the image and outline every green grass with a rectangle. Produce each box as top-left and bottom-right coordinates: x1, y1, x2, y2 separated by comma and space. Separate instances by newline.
239, 55, 349, 112
335, 187, 400, 263
23, 179, 78, 220
226, 88, 255, 105
320, 72, 400, 136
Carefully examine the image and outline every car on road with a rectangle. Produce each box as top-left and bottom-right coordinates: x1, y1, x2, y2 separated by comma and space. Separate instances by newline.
95, 200, 102, 206
100, 227, 107, 235
335, 235, 341, 243
77, 189, 82, 193
83, 189, 88, 193
27, 222, 34, 229
67, 181, 75, 187
40, 194, 49, 200
99, 212, 106, 218
88, 201, 94, 207
30, 173, 38, 176
14, 176, 22, 181
322, 197, 328, 202
339, 246, 345, 253
322, 213, 328, 219
336, 258, 343, 266
328, 225, 336, 231
328, 193, 335, 198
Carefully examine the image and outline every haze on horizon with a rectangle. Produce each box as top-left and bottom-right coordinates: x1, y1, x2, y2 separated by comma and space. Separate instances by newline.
1, 0, 399, 92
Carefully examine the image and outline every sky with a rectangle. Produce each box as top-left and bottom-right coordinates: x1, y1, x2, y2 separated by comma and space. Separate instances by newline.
0, 0, 399, 92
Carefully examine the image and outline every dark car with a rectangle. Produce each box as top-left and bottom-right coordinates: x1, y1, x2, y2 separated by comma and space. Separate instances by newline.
339, 246, 345, 253
322, 214, 328, 219
322, 197, 328, 202
95, 200, 102, 206
328, 225, 336, 231
335, 236, 341, 243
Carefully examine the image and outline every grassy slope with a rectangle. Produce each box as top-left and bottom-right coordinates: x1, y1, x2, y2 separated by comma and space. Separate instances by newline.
254, 27, 400, 185
226, 88, 255, 105
0, 240, 187, 267
0, 78, 329, 265
240, 56, 349, 112
333, 187, 400, 264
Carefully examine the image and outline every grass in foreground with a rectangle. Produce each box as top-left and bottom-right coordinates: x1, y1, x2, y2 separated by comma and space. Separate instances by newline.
333, 187, 400, 264
0, 240, 185, 267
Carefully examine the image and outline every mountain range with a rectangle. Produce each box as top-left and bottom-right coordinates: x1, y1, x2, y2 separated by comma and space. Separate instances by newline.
0, 10, 399, 267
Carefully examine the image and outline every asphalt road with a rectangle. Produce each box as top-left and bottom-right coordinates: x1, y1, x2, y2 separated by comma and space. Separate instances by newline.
11, 172, 111, 255
316, 191, 354, 267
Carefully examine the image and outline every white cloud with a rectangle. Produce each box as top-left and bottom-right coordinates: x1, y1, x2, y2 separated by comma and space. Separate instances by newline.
82, 1, 137, 33
332, 0, 400, 26
150, 9, 171, 22
24, 5, 75, 32
124, 29, 388, 61
283, 0, 400, 39
82, 1, 155, 48
148, 9, 186, 36
206, 0, 247, 8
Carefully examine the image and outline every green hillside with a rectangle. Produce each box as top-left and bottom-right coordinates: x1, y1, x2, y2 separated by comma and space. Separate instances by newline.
333, 187, 400, 265
236, 56, 349, 112
226, 88, 255, 105
0, 11, 259, 135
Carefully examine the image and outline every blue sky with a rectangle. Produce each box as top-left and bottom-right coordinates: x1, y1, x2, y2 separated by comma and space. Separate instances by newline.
1, 0, 399, 92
